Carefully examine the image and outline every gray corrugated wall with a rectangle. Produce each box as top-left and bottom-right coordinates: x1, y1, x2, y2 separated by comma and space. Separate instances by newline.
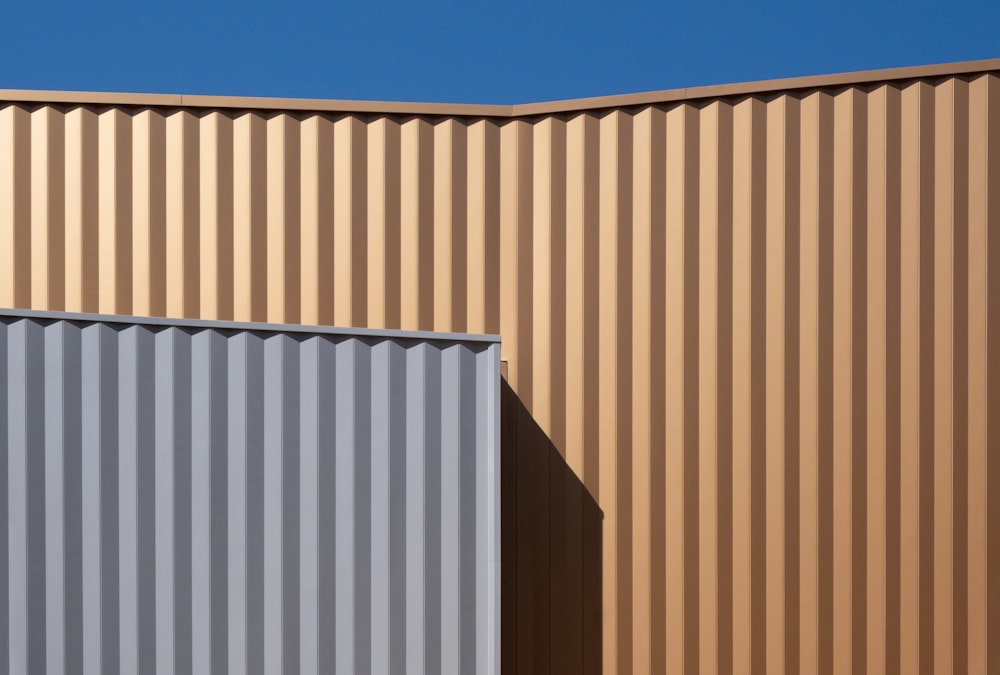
1, 311, 500, 675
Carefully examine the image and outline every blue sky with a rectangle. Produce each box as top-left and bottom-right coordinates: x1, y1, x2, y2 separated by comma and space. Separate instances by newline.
1, 1, 997, 104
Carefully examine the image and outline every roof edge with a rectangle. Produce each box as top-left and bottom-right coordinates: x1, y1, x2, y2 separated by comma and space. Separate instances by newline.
512, 57, 1000, 115
0, 308, 502, 344
1, 57, 998, 117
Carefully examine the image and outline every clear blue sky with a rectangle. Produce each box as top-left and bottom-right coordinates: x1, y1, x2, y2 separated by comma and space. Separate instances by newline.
1, 1, 997, 104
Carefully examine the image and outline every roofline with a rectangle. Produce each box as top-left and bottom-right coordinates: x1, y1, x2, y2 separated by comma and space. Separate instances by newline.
1, 57, 998, 117
0, 308, 502, 345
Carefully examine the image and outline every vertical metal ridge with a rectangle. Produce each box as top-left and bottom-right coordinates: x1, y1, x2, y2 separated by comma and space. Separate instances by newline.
715, 100, 735, 675
434, 119, 468, 333
882, 83, 904, 675
117, 325, 140, 675
499, 119, 532, 401
199, 112, 235, 321
245, 332, 266, 675
457, 345, 478, 675
226, 333, 247, 675
630, 106, 654, 675
466, 120, 490, 335
365, 119, 390, 330
354, 339, 373, 674
530, 116, 553, 437
330, 116, 366, 328
0, 105, 31, 307
950, 76, 971, 675
933, 77, 962, 675
865, 83, 888, 675
832, 87, 856, 675
615, 108, 635, 675
369, 339, 392, 675
730, 96, 753, 675
483, 120, 502, 337
297, 337, 319, 675
547, 117, 568, 455
663, 101, 689, 675
563, 113, 585, 482
400, 118, 433, 331
65, 107, 100, 313
598, 108, 628, 675
232, 113, 267, 323
333, 338, 357, 674
984, 72, 1000, 675
313, 335, 338, 674
404, 342, 426, 675
440, 344, 462, 675
154, 327, 177, 675
681, 102, 702, 675
764, 93, 788, 675
80, 321, 120, 675
916, 81, 937, 675
43, 321, 67, 674
646, 104, 668, 675
899, 80, 924, 675
423, 343, 443, 675
382, 120, 403, 330
131, 110, 167, 317
797, 90, 820, 675
166, 111, 199, 318
388, 341, 409, 675
208, 328, 229, 675
698, 100, 721, 675
965, 73, 990, 675
781, 93, 802, 675
0, 319, 8, 675
176, 332, 195, 675
30, 106, 65, 310
282, 337, 301, 675
267, 115, 300, 324
299, 115, 326, 327
190, 328, 222, 675
748, 95, 769, 675
262, 334, 283, 673
7, 319, 45, 673
98, 108, 132, 315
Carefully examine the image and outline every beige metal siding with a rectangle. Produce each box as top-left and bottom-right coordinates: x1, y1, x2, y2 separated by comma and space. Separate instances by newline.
2, 69, 999, 674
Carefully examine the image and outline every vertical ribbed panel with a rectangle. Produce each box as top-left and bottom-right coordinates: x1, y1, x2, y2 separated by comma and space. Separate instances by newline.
2, 69, 1000, 673
1, 312, 500, 675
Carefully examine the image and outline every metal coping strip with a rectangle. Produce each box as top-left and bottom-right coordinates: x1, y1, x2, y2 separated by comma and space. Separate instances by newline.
0, 307, 502, 345
1, 57, 998, 116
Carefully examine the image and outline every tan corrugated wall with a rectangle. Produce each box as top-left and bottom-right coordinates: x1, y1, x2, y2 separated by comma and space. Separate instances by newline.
2, 71, 999, 674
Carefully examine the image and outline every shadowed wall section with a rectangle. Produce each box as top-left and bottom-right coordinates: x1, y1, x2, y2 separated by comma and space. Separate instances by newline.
501, 378, 602, 675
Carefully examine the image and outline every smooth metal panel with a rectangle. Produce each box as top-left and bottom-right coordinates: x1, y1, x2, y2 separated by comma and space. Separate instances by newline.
0, 311, 500, 675
2, 63, 999, 674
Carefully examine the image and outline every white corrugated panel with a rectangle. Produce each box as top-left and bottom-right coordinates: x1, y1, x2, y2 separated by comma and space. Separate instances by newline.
1, 309, 500, 675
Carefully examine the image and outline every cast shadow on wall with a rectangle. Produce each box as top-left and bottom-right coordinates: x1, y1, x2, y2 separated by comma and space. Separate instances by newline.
501, 379, 603, 675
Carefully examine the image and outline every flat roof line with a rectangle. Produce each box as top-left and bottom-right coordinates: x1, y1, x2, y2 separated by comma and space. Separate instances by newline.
0, 308, 502, 344
1, 57, 998, 117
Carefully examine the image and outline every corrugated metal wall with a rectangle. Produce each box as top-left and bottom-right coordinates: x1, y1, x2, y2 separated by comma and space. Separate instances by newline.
500, 378, 603, 675
0, 311, 501, 675
2, 69, 999, 674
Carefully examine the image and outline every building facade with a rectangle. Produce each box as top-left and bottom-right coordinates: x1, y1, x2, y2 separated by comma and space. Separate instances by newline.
2, 58, 999, 673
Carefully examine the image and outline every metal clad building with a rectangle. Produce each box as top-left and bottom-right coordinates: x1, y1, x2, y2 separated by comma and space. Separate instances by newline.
0, 309, 500, 675
2, 57, 1000, 674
